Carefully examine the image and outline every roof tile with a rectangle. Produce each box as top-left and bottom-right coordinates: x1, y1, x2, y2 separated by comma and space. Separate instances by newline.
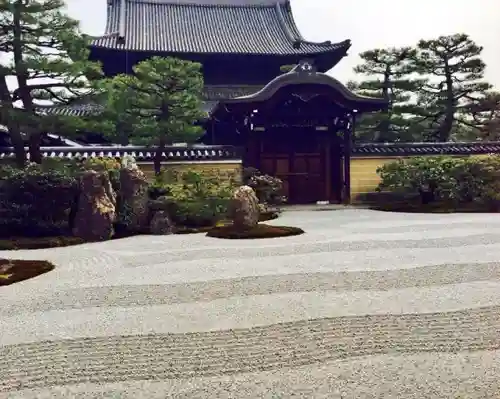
353, 142, 500, 156
0, 145, 242, 162
92, 0, 349, 55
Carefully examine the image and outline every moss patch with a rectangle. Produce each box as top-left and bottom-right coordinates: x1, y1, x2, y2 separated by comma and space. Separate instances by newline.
175, 226, 213, 235
0, 259, 55, 286
174, 212, 281, 235
370, 202, 495, 214
206, 223, 304, 239
0, 236, 85, 250
259, 211, 280, 222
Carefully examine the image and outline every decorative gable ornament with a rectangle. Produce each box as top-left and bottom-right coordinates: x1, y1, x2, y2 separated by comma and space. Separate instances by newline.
297, 59, 316, 74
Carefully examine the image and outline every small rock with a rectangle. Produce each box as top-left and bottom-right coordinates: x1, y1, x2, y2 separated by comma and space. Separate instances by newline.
149, 210, 175, 235
148, 195, 174, 212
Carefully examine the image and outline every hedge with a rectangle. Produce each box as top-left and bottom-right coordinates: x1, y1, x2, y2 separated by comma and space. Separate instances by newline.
376, 155, 500, 208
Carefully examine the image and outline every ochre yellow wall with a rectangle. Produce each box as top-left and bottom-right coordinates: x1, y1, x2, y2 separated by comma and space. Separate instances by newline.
138, 162, 242, 183
350, 157, 401, 202
349, 154, 486, 202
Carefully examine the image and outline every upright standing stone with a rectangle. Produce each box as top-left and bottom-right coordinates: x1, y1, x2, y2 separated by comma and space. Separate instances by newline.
73, 170, 116, 241
229, 185, 260, 230
118, 166, 150, 233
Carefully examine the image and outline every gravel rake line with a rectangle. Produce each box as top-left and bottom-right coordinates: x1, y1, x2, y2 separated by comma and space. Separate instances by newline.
3, 262, 500, 316
2, 305, 500, 392
116, 233, 500, 266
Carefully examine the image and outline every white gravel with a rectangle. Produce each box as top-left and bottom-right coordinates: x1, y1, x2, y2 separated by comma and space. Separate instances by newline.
2, 208, 500, 398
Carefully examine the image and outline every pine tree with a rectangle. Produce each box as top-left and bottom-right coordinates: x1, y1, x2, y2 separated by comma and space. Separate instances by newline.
465, 91, 500, 140
0, 0, 102, 165
409, 33, 491, 142
349, 47, 426, 142
101, 56, 205, 175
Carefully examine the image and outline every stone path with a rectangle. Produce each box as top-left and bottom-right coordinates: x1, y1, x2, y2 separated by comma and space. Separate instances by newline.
1, 209, 500, 398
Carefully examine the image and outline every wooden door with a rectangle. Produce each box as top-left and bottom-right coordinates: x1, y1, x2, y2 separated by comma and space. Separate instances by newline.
257, 129, 328, 204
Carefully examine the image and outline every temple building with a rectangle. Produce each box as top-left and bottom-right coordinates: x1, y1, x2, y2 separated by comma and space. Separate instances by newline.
80, 0, 386, 203
13, 0, 497, 204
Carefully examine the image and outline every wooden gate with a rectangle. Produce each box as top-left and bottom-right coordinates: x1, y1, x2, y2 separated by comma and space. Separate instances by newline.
252, 128, 331, 204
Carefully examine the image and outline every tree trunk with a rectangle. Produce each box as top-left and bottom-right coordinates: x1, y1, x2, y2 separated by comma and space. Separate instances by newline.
28, 132, 42, 164
13, 0, 40, 163
154, 138, 165, 176
8, 127, 26, 168
439, 113, 454, 142
439, 61, 456, 142
0, 73, 26, 168
377, 67, 391, 142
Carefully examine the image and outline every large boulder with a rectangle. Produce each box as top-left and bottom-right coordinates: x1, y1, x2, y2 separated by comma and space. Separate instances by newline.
118, 165, 150, 233
228, 185, 260, 230
72, 170, 116, 241
149, 210, 175, 235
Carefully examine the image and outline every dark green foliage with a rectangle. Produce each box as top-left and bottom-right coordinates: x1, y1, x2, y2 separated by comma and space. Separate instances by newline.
377, 155, 500, 209
242, 167, 287, 205
99, 56, 205, 174
409, 34, 491, 142
150, 169, 235, 227
0, 236, 84, 250
465, 91, 500, 140
0, 163, 80, 237
206, 224, 304, 239
351, 33, 492, 143
0, 0, 103, 165
349, 47, 426, 142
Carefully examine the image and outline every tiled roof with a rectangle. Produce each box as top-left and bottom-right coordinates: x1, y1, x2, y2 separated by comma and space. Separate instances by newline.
0, 145, 242, 162
91, 0, 350, 56
34, 85, 264, 118
35, 104, 104, 118
3, 143, 500, 162
214, 62, 388, 113
353, 142, 500, 156
203, 85, 264, 100
36, 101, 218, 118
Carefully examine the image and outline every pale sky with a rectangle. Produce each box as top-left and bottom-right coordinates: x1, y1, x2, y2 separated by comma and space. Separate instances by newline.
66, 0, 500, 89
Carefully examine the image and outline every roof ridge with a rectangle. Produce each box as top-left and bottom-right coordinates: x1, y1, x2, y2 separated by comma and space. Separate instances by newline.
125, 0, 286, 7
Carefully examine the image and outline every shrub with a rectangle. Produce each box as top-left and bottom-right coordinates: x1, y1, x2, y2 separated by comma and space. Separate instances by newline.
376, 155, 500, 208
150, 169, 236, 227
242, 167, 286, 205
81, 157, 121, 191
0, 163, 79, 237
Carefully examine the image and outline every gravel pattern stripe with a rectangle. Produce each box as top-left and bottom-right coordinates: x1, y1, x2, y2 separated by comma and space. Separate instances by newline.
2, 305, 500, 392
5, 351, 497, 399
2, 262, 500, 315
2, 209, 500, 397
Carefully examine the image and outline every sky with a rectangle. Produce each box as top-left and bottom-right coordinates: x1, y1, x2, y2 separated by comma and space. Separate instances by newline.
65, 0, 498, 89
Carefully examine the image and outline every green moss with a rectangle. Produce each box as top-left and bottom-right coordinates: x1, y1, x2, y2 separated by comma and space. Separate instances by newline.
370, 202, 494, 214
174, 212, 281, 235
175, 226, 213, 234
0, 259, 55, 286
0, 236, 85, 250
259, 211, 279, 222
206, 224, 304, 239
